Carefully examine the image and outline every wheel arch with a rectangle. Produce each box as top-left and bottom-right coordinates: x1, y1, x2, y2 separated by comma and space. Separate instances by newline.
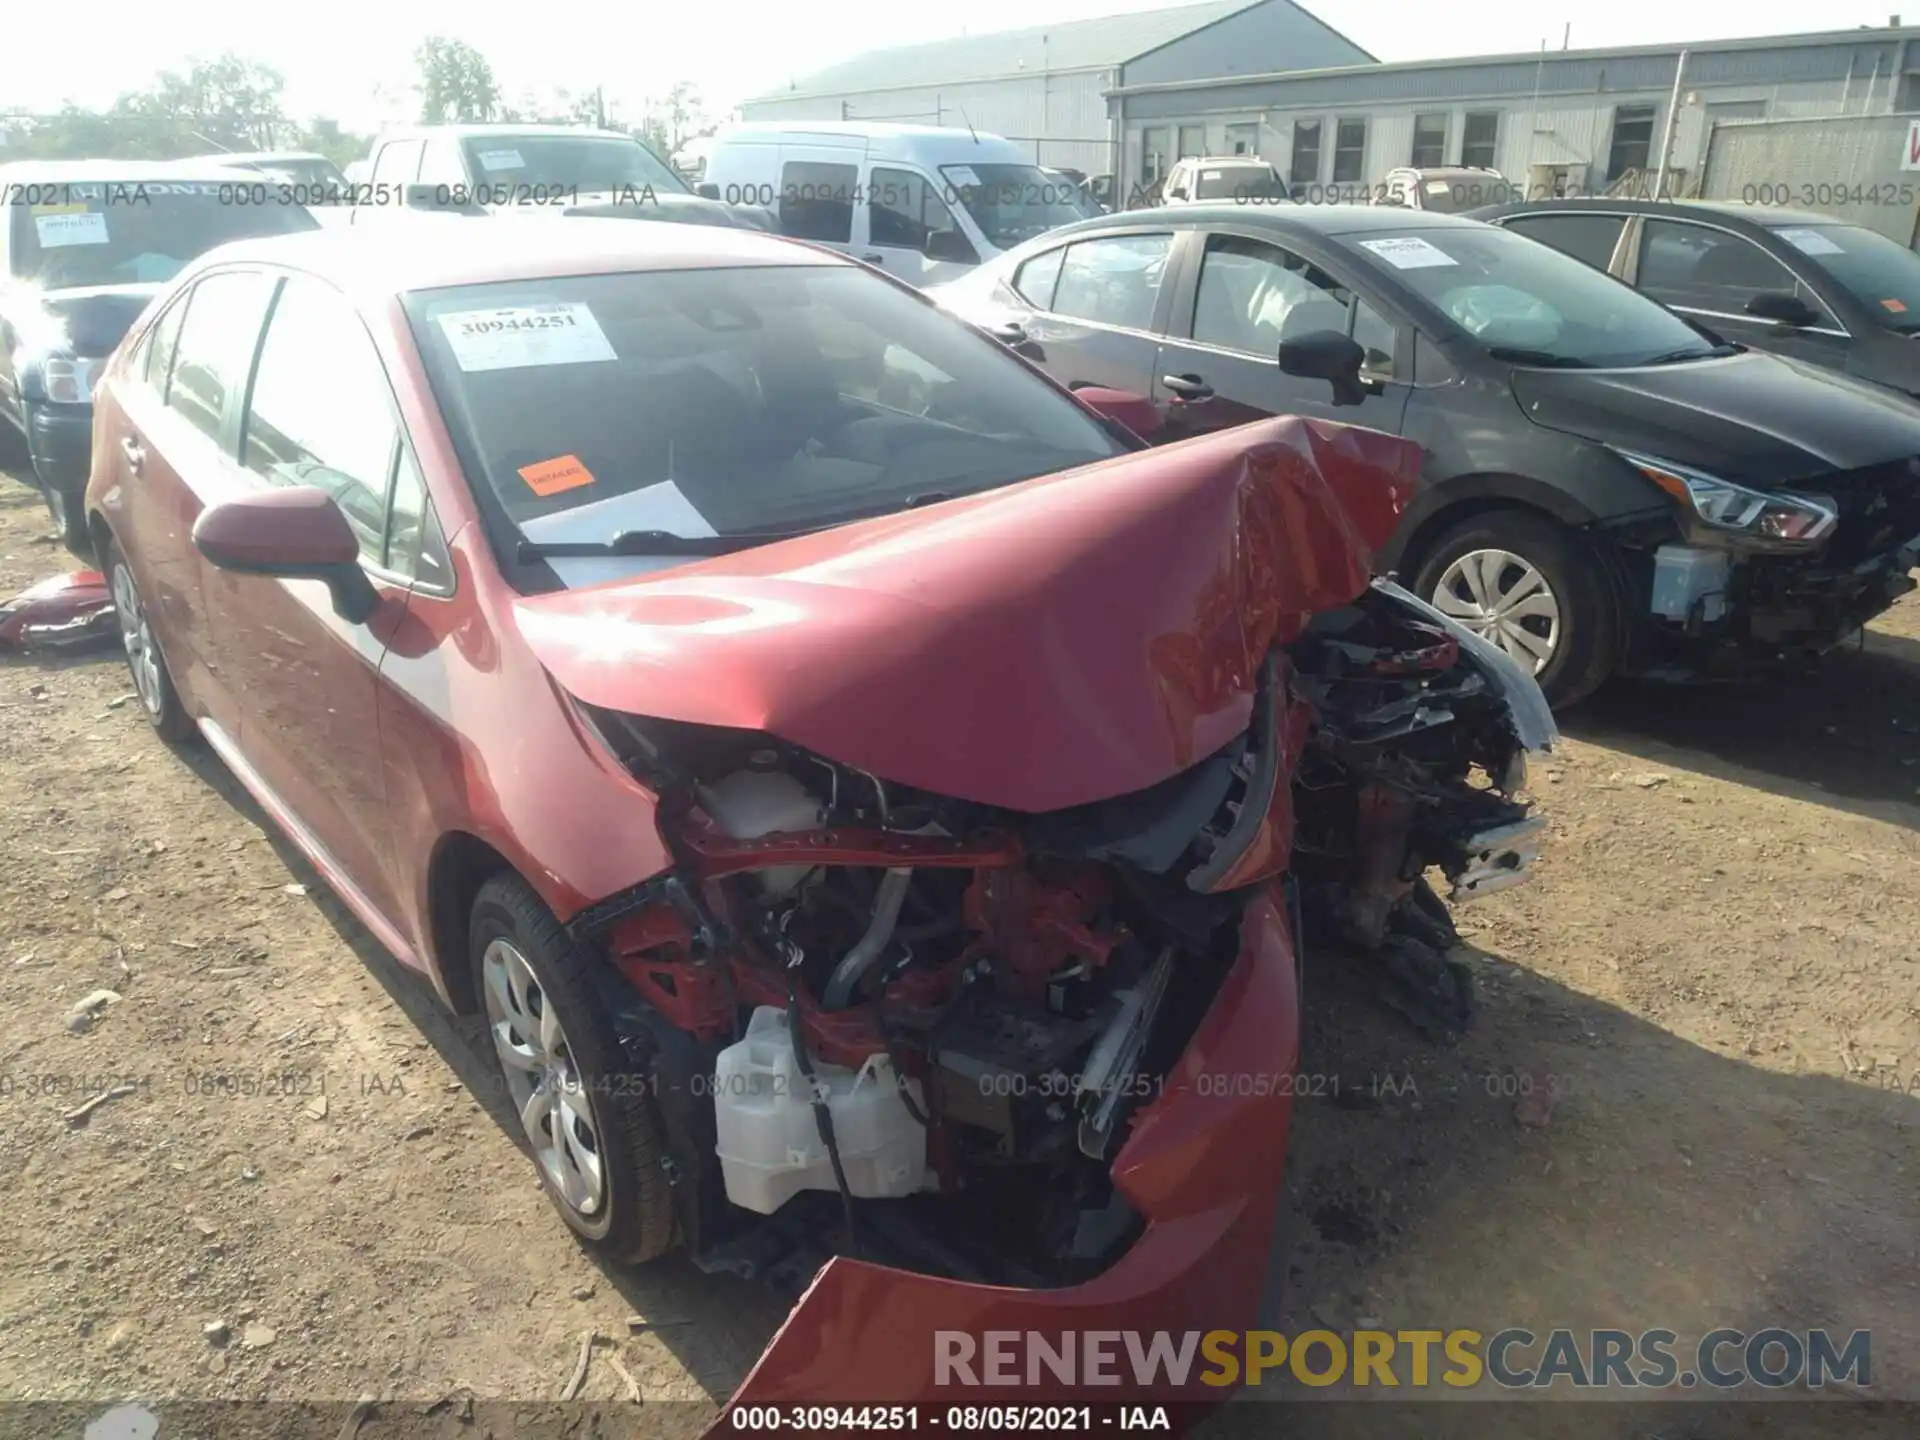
1381, 473, 1599, 578
425, 830, 520, 1016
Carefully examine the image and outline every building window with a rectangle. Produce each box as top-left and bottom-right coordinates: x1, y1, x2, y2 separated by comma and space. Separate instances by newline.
1462, 111, 1499, 169
1177, 124, 1206, 160
1606, 104, 1658, 183
1332, 118, 1367, 185
1141, 127, 1168, 188
1290, 120, 1322, 187
1226, 122, 1258, 156
1411, 113, 1447, 168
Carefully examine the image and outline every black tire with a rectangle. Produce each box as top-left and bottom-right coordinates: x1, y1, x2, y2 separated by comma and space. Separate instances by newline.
469, 873, 679, 1265
103, 541, 196, 744
35, 456, 88, 552
0, 415, 27, 471
1410, 509, 1620, 709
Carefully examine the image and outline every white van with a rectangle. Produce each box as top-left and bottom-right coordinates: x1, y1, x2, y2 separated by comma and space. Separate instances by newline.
699, 122, 1096, 287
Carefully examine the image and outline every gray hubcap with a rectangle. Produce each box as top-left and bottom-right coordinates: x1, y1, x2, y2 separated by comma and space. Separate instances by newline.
481, 939, 606, 1217
111, 564, 165, 718
1433, 547, 1561, 675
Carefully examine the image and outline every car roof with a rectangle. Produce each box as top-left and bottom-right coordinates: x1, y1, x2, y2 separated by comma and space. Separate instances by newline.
376, 124, 641, 142
1049, 202, 1490, 240
187, 218, 846, 300
0, 158, 257, 185
1478, 197, 1843, 230
201, 151, 331, 164
1181, 156, 1277, 167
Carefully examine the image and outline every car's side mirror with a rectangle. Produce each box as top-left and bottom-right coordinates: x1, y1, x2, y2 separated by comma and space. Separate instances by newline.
192, 488, 379, 624
1278, 329, 1372, 407
923, 228, 980, 266
695, 182, 721, 200
1744, 291, 1820, 328
1072, 386, 1163, 441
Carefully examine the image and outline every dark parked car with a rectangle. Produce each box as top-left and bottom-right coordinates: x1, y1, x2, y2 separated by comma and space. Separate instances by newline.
1471, 198, 1920, 400
85, 219, 1549, 1420
350, 124, 775, 232
928, 204, 1920, 705
0, 160, 318, 544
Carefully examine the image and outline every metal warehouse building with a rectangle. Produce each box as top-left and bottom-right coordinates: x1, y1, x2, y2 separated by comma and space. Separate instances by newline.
736, 0, 1375, 178
744, 3, 1920, 201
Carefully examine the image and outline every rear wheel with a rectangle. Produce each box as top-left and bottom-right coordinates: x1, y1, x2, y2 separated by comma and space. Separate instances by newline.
470, 873, 679, 1264
105, 541, 194, 743
1411, 509, 1619, 708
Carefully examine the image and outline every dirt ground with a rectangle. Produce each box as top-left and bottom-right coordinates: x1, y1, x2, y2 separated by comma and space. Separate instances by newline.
0, 468, 1915, 1438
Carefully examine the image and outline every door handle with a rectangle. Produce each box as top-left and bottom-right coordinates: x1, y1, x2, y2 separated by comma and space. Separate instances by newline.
862, 253, 885, 265
119, 435, 145, 473
986, 321, 1030, 346
1160, 373, 1215, 402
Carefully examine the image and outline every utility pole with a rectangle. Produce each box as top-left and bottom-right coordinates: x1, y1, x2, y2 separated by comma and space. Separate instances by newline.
1652, 49, 1689, 200
595, 87, 606, 129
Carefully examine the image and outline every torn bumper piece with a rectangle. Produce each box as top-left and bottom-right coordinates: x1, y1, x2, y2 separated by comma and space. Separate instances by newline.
1448, 816, 1548, 902
0, 569, 116, 653
701, 886, 1300, 1426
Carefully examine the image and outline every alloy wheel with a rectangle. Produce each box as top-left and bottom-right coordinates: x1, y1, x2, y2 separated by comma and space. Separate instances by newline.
111, 563, 166, 719
481, 938, 606, 1218
1431, 547, 1561, 675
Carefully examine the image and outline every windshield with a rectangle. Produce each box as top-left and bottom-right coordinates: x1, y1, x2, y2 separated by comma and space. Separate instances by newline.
8, 183, 318, 288
1407, 176, 1514, 214
1195, 165, 1286, 202
403, 264, 1123, 581
246, 157, 348, 188
940, 163, 1092, 250
1346, 225, 1718, 368
1769, 222, 1920, 332
458, 135, 688, 195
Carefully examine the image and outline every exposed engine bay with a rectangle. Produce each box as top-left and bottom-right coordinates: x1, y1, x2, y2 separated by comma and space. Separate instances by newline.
567, 580, 1552, 1292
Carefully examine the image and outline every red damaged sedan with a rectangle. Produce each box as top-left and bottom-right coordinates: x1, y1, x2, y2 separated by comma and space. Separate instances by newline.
82, 221, 1553, 1416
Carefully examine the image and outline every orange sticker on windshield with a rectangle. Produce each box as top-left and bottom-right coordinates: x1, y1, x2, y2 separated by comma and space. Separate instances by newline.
1883, 298, 1908, 313
518, 454, 594, 497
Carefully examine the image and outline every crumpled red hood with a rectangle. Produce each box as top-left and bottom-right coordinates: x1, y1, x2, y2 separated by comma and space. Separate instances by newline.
513, 416, 1418, 812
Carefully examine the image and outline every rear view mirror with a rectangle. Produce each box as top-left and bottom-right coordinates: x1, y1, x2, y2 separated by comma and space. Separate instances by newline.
696, 182, 721, 200
192, 488, 379, 624
1278, 329, 1371, 407
923, 229, 979, 266
1744, 291, 1820, 328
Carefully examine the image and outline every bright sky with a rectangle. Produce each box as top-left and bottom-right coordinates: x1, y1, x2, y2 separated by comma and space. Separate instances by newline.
8, 0, 1910, 133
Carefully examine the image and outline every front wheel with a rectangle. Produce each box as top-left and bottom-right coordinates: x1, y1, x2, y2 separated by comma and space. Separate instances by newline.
1410, 510, 1620, 708
470, 873, 679, 1264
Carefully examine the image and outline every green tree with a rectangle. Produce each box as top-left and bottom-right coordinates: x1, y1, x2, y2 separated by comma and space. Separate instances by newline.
121, 53, 290, 152
414, 37, 500, 124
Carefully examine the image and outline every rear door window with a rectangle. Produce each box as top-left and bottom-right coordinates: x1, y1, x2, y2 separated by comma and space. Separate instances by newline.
1500, 213, 1629, 272
779, 160, 857, 244
164, 270, 280, 445
1050, 233, 1174, 332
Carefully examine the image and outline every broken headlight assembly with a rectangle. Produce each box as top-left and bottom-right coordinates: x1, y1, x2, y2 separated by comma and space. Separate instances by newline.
1618, 448, 1838, 551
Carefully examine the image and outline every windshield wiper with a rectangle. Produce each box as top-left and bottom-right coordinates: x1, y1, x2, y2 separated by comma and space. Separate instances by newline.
1640, 345, 1734, 366
515, 527, 815, 562
1485, 347, 1593, 369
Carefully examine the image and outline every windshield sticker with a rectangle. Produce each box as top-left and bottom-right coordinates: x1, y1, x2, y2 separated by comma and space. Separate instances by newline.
436, 303, 616, 372
518, 454, 596, 498
1358, 236, 1457, 269
33, 211, 109, 248
1775, 227, 1845, 256
1425, 180, 1454, 195
1883, 298, 1909, 313
519, 479, 718, 543
476, 149, 525, 171
1202, 170, 1224, 181
944, 165, 981, 189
